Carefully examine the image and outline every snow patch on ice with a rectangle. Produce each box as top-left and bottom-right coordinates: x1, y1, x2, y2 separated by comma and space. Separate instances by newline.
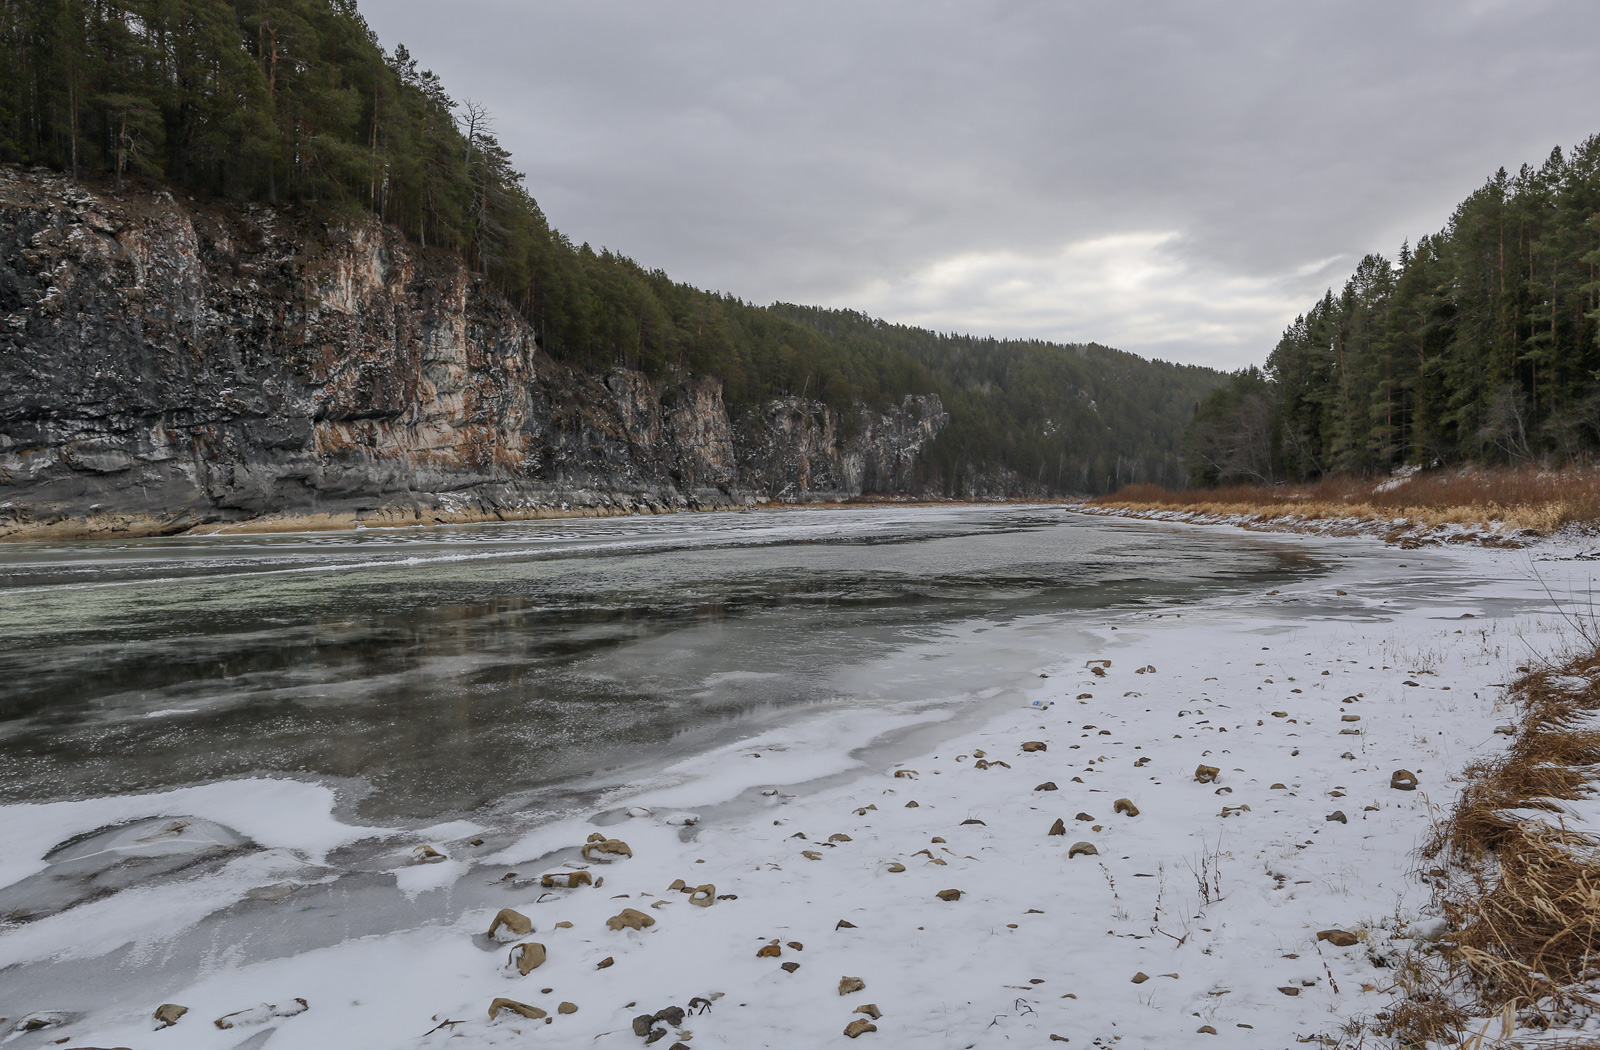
0, 777, 385, 893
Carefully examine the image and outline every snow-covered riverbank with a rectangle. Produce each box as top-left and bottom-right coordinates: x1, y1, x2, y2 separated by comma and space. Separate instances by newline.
8, 520, 1599, 1049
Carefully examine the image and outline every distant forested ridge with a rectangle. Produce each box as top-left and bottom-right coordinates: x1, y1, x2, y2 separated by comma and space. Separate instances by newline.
1188, 139, 1600, 486
0, 0, 1221, 494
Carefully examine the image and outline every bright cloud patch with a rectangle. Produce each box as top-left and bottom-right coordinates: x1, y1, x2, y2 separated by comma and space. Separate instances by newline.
845, 233, 1345, 369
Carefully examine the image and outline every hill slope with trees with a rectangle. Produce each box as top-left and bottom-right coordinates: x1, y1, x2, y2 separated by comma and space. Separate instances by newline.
1187, 140, 1600, 486
0, 0, 1221, 497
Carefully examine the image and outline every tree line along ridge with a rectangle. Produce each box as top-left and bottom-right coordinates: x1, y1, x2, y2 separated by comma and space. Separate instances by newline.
0, 0, 1222, 496
1188, 139, 1600, 487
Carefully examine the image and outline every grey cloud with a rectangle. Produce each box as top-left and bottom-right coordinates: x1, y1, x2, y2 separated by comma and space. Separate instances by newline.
360, 0, 1600, 367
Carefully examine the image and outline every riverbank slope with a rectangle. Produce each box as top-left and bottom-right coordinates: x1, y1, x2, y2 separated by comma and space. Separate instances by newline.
1082, 467, 1600, 549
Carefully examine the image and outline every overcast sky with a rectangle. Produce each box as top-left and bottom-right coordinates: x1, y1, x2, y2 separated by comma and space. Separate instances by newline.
362, 1, 1600, 370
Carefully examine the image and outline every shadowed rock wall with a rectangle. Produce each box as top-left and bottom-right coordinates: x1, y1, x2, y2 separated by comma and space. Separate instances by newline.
0, 169, 946, 538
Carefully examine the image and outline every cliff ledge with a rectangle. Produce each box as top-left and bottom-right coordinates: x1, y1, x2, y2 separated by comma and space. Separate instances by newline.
0, 169, 947, 539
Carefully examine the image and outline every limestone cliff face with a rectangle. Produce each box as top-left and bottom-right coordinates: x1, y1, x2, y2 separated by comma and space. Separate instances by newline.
0, 169, 946, 538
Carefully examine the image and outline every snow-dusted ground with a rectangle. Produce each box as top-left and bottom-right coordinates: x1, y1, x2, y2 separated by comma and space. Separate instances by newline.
7, 519, 1600, 1049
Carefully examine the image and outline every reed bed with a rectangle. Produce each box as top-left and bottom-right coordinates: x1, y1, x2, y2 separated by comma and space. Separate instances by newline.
1377, 653, 1600, 1047
1091, 466, 1600, 538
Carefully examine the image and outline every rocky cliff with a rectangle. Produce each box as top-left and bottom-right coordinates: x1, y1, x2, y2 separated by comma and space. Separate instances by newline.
0, 169, 946, 539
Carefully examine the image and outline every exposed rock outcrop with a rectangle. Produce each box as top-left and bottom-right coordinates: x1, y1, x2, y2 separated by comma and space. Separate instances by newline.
0, 169, 946, 539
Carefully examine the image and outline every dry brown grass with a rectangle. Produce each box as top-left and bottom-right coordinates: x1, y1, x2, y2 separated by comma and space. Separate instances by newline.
1090, 465, 1600, 538
1379, 653, 1600, 1047
1446, 823, 1600, 1001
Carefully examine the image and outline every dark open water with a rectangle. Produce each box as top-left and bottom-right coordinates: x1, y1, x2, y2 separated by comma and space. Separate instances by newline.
0, 506, 1318, 822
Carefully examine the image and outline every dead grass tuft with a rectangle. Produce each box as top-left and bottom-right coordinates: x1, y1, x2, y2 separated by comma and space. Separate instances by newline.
1446, 822, 1600, 1004
1381, 653, 1600, 1046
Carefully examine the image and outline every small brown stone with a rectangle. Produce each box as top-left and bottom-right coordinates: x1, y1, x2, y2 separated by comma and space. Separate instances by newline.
1194, 764, 1221, 783
788, 941, 804, 950
844, 1018, 877, 1038
1048, 818, 1066, 836
558, 1002, 578, 1015
1278, 986, 1300, 996
596, 956, 614, 969
1021, 741, 1047, 752
757, 940, 782, 958
840, 975, 866, 995
905, 801, 919, 808
1113, 798, 1139, 817
1317, 929, 1359, 947
488, 908, 533, 938
836, 919, 858, 929
605, 908, 655, 931
510, 941, 547, 975
1390, 769, 1418, 790
1197, 1025, 1217, 1034
580, 838, 633, 862
781, 961, 800, 973
855, 1003, 882, 1018
1068, 841, 1098, 858
1035, 782, 1058, 791
489, 998, 547, 1021
154, 1003, 188, 1028
1131, 972, 1149, 984
936, 888, 962, 901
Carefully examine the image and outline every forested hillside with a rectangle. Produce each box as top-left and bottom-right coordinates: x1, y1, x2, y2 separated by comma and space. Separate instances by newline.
769, 307, 1221, 493
0, 0, 1221, 494
1187, 140, 1600, 485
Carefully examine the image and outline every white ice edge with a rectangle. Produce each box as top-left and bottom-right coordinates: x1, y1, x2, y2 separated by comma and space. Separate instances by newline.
0, 778, 386, 892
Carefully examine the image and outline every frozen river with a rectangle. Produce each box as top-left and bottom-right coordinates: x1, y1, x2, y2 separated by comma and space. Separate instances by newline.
0, 505, 1344, 1038
0, 505, 1317, 821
